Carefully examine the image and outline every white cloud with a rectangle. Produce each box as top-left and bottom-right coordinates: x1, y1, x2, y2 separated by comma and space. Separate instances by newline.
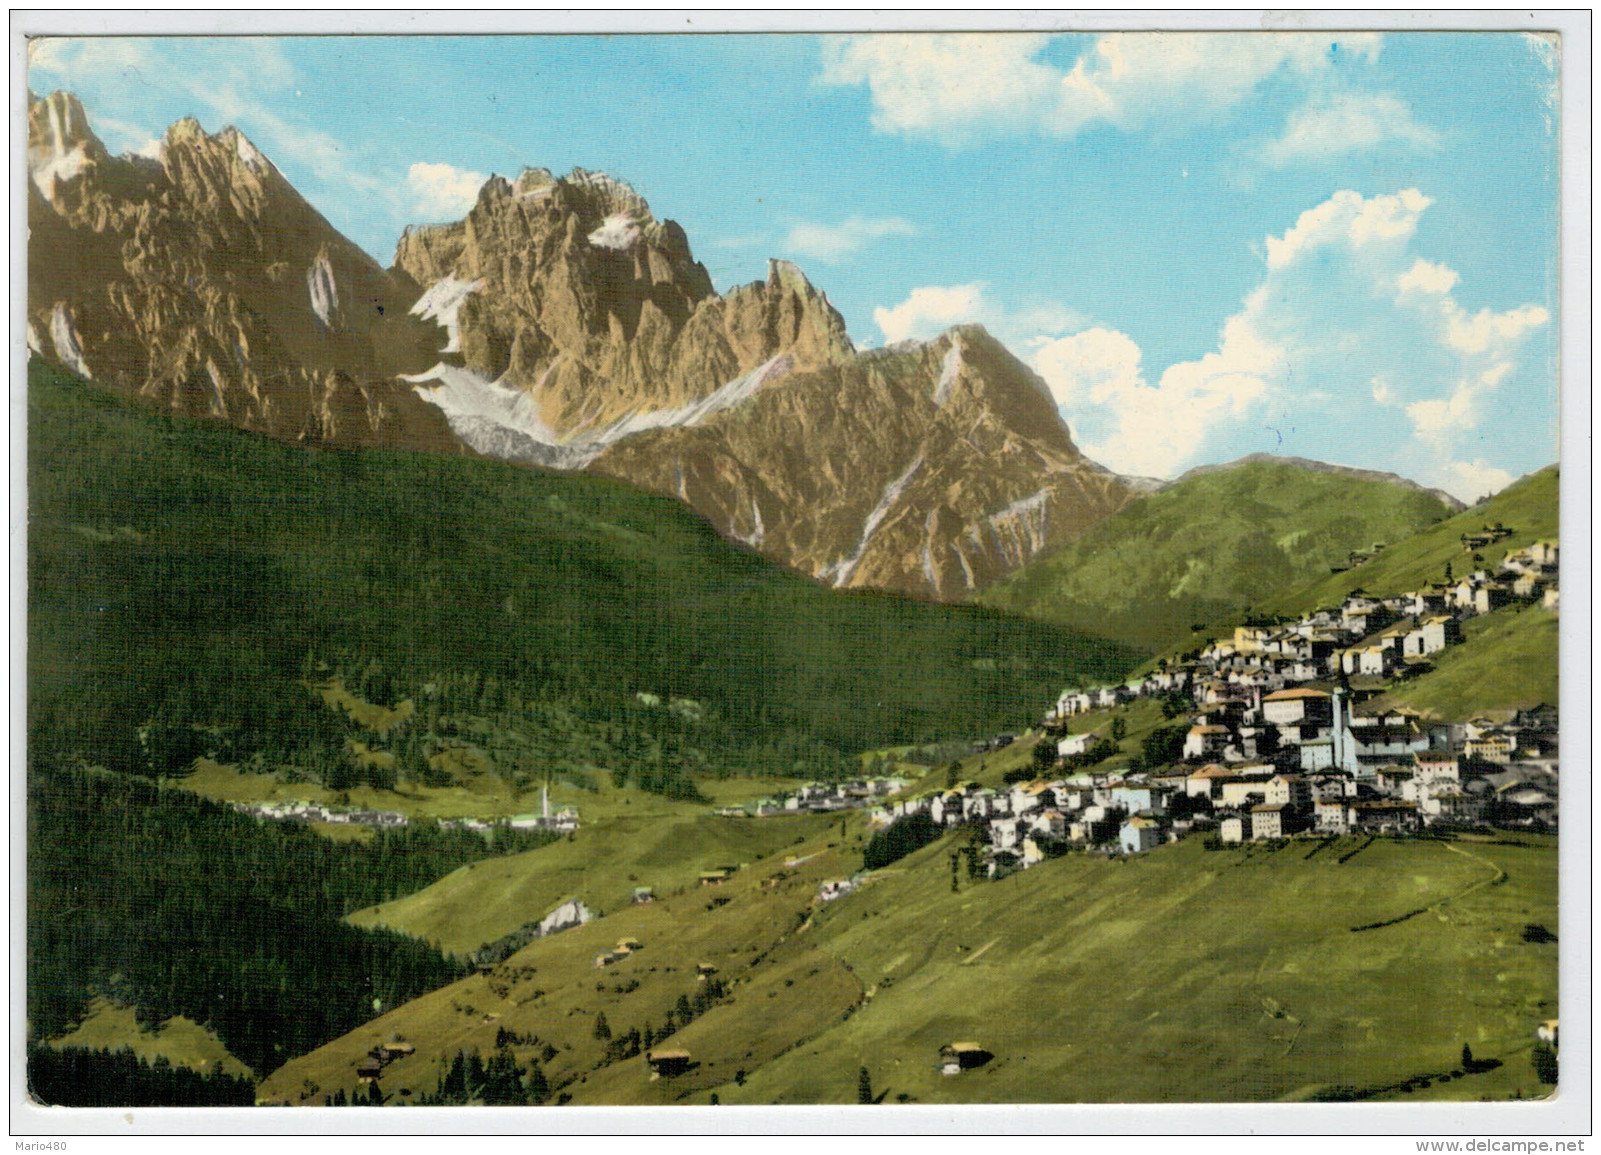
407, 161, 488, 221
1032, 327, 1143, 408
1265, 186, 1431, 268
782, 215, 915, 264
873, 283, 1087, 349
1032, 311, 1278, 477
875, 283, 989, 344
1395, 257, 1459, 296
819, 31, 1391, 150
1028, 188, 1549, 494
1435, 459, 1517, 502
819, 34, 1062, 147
1257, 90, 1441, 166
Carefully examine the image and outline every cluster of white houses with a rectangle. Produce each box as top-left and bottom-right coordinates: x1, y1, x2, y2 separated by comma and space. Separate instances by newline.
715, 777, 909, 818
231, 798, 408, 828
869, 704, 1556, 877
231, 785, 579, 835
1051, 539, 1558, 733
856, 539, 1560, 877
440, 786, 579, 835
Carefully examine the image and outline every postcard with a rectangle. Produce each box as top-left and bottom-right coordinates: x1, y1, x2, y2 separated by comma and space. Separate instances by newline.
12, 10, 1589, 1144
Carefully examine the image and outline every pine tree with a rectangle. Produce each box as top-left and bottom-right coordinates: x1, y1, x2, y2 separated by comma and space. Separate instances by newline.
593, 1011, 611, 1041
465, 1049, 487, 1097
857, 1066, 873, 1104
525, 1060, 549, 1105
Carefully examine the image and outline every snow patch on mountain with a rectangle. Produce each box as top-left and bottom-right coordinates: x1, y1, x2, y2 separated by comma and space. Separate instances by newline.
934, 339, 963, 407
307, 252, 339, 329
567, 168, 650, 215
732, 495, 766, 548
32, 146, 86, 200
407, 354, 793, 471
206, 361, 228, 417
921, 509, 942, 594
31, 94, 89, 200
602, 354, 790, 438
404, 363, 596, 470
50, 304, 90, 379
982, 488, 1052, 569
409, 277, 482, 354
233, 131, 270, 175
588, 212, 641, 251
824, 451, 925, 588
952, 541, 977, 591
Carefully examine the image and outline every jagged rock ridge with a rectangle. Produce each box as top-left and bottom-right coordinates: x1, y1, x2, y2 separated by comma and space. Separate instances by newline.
392, 167, 1132, 596
25, 90, 456, 450
29, 91, 1134, 598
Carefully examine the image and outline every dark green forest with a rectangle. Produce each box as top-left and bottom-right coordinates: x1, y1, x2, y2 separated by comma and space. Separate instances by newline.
26, 766, 564, 1075
26, 1044, 258, 1107
28, 357, 1136, 795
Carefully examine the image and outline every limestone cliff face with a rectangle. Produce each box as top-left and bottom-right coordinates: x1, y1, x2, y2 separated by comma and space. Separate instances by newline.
30, 91, 1132, 598
392, 168, 856, 437
394, 167, 1132, 597
586, 326, 1131, 596
25, 90, 456, 450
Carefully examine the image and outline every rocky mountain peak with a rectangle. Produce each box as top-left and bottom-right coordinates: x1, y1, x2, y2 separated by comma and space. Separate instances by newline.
27, 91, 455, 451
28, 90, 108, 204
32, 90, 1135, 602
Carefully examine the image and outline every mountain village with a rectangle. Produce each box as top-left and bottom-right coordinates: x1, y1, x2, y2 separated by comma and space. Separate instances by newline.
852, 535, 1560, 879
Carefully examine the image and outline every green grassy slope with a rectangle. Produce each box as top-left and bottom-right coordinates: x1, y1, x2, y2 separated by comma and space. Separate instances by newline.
271, 819, 1557, 1106
45, 999, 254, 1081
259, 834, 870, 1106
349, 810, 841, 956
978, 461, 1455, 652
28, 358, 1137, 786
1264, 465, 1559, 616
1374, 605, 1559, 719
726, 833, 1558, 1105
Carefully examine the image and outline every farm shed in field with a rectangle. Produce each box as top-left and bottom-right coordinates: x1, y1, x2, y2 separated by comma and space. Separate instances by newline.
939, 1042, 993, 1074
646, 1049, 693, 1077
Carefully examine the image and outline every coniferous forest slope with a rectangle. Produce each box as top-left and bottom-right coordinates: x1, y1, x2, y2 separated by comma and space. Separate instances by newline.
28, 356, 1137, 791
24, 356, 1131, 1100
977, 460, 1459, 652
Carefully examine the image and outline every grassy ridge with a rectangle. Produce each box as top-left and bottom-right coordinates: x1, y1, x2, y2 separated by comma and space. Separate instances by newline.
269, 816, 1558, 1105
717, 833, 1556, 1104
348, 809, 842, 955
1263, 465, 1559, 616
27, 358, 1136, 785
44, 998, 254, 1081
978, 462, 1455, 652
259, 832, 871, 1106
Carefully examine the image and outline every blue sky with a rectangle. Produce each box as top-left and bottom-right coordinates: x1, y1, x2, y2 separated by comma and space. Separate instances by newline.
29, 31, 1560, 500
